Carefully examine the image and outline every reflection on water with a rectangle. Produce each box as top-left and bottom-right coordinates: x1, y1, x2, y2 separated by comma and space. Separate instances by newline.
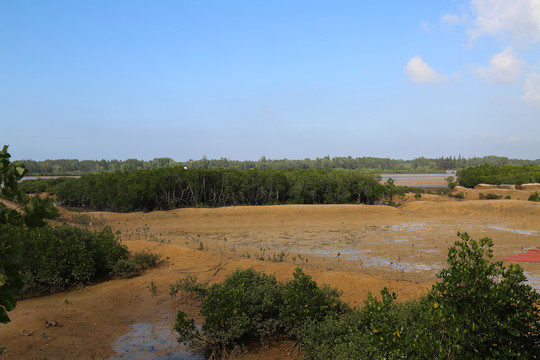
110, 322, 202, 360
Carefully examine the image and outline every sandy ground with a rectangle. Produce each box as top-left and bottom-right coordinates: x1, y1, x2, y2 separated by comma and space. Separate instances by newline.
1, 181, 540, 359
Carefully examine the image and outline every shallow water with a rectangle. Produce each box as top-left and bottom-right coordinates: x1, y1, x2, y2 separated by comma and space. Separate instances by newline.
487, 225, 540, 237
109, 322, 203, 360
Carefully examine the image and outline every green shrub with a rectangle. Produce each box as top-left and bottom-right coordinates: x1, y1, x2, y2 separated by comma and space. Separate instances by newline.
111, 259, 140, 278
529, 191, 540, 202
417, 232, 540, 358
132, 250, 162, 269
11, 224, 128, 293
280, 268, 349, 334
302, 292, 424, 360
174, 267, 349, 356
505, 195, 511, 199
198, 268, 284, 354
483, 193, 501, 199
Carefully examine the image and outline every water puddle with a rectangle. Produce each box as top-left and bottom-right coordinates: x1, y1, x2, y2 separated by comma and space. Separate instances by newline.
109, 322, 202, 360
487, 225, 540, 236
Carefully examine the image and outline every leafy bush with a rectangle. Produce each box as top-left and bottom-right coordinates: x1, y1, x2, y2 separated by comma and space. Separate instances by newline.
174, 267, 349, 356
111, 259, 141, 278
132, 250, 162, 269
11, 225, 128, 293
418, 232, 540, 358
484, 193, 501, 199
199, 268, 284, 352
529, 191, 540, 202
280, 268, 349, 334
302, 291, 424, 360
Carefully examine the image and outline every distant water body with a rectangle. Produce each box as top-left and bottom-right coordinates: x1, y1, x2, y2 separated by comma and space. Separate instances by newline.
22, 175, 80, 181
380, 173, 455, 179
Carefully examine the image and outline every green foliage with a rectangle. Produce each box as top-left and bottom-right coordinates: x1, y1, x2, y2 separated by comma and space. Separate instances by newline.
111, 250, 162, 279
280, 268, 349, 333
111, 258, 141, 278
446, 176, 457, 190
199, 268, 284, 352
484, 193, 502, 200
414, 192, 422, 199
0, 226, 26, 324
174, 268, 348, 356
419, 232, 540, 358
132, 250, 162, 269
458, 164, 540, 188
10, 225, 128, 293
529, 191, 540, 202
0, 146, 56, 334
44, 168, 391, 212
0, 145, 57, 353
301, 292, 424, 360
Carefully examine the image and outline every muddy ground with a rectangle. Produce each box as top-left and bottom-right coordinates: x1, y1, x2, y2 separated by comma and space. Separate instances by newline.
1, 181, 540, 359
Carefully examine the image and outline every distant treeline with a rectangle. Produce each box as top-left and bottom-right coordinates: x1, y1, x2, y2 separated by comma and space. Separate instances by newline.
457, 164, 540, 188
20, 168, 412, 212
20, 155, 540, 176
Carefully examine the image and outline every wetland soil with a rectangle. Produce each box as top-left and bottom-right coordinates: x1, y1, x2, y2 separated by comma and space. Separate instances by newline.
2, 185, 540, 359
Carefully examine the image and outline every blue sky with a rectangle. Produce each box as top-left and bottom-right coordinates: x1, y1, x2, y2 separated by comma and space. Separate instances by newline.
1, 1, 540, 161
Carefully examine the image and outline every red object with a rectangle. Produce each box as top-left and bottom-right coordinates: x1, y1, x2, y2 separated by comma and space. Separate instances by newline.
501, 248, 540, 262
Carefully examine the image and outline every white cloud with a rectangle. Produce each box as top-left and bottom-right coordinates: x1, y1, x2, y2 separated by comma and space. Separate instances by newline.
475, 47, 526, 83
405, 56, 448, 84
441, 13, 466, 26
469, 0, 540, 43
522, 72, 540, 106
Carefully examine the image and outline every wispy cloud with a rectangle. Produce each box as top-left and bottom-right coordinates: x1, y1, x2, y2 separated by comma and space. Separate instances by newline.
475, 47, 526, 83
405, 56, 448, 84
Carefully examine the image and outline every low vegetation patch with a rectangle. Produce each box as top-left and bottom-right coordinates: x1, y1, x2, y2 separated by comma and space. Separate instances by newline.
529, 191, 540, 202
175, 233, 540, 359
479, 192, 501, 200
448, 191, 464, 200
